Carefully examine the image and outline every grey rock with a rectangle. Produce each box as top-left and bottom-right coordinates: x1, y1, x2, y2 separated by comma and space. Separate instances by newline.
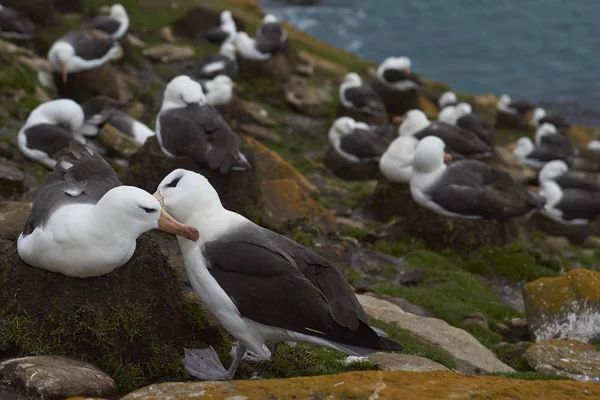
366, 353, 449, 372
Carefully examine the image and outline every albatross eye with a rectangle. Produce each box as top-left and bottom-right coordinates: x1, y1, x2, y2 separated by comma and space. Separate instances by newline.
167, 176, 182, 188
139, 206, 158, 213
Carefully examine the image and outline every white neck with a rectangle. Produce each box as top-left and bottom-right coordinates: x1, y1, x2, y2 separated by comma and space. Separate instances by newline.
177, 207, 247, 252
540, 181, 563, 209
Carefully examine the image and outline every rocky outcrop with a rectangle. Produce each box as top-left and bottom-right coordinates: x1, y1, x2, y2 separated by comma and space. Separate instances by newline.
284, 75, 333, 117
0, 235, 229, 393
123, 136, 333, 231
523, 268, 600, 342
525, 339, 600, 382
121, 370, 600, 399
357, 294, 514, 374
54, 64, 128, 103
0, 356, 117, 400
366, 353, 449, 372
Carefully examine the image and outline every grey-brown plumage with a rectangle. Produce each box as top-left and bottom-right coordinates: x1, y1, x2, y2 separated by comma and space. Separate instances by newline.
85, 15, 120, 35
0, 4, 35, 39
339, 129, 388, 162
194, 53, 238, 79
22, 142, 120, 236
413, 123, 493, 158
456, 114, 495, 146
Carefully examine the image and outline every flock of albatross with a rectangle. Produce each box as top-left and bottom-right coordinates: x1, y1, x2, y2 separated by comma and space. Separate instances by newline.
1, 0, 599, 381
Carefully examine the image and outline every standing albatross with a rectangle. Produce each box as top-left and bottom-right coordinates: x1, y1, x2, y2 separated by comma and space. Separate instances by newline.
410, 136, 545, 219
153, 169, 403, 380
17, 142, 198, 278
156, 75, 250, 173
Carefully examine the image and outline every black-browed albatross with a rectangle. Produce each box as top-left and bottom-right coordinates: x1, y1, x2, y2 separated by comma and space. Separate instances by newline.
410, 136, 545, 219
153, 168, 403, 381
194, 41, 238, 79
438, 103, 496, 146
496, 94, 534, 115
328, 116, 389, 163
200, 9, 237, 45
340, 72, 386, 117
376, 56, 422, 91
254, 13, 287, 55
156, 75, 250, 173
84, 3, 129, 40
539, 160, 600, 192
17, 142, 198, 278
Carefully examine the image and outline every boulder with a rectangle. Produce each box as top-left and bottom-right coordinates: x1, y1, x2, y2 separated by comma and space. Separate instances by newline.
0, 163, 25, 200
121, 369, 600, 400
324, 148, 382, 181
122, 136, 332, 231
285, 75, 333, 117
0, 356, 117, 400
0, 235, 230, 393
357, 294, 514, 374
370, 81, 422, 120
238, 52, 293, 84
0, 201, 32, 240
495, 341, 533, 371
53, 64, 126, 104
523, 268, 600, 342
143, 44, 195, 63
525, 339, 600, 382
365, 353, 448, 372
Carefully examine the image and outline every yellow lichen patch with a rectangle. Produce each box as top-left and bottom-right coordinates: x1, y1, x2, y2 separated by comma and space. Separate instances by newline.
475, 93, 498, 107
569, 125, 599, 147
122, 370, 600, 400
524, 269, 600, 314
260, 179, 335, 231
420, 96, 439, 119
243, 136, 319, 196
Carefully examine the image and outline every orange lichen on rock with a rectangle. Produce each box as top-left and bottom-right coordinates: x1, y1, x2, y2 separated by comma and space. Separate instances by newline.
260, 179, 335, 231
122, 370, 600, 400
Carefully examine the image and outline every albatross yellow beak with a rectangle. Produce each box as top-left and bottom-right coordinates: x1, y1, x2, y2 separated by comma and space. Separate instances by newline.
61, 64, 68, 84
153, 191, 200, 242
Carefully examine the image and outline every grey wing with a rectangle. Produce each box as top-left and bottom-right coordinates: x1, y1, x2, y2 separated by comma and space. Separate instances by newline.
528, 143, 568, 162
557, 190, 600, 221
552, 173, 600, 192
200, 27, 230, 45
158, 111, 210, 164
106, 111, 135, 137
23, 142, 120, 235
344, 86, 384, 115
457, 114, 495, 145
63, 30, 115, 60
382, 69, 410, 83
414, 123, 492, 156
85, 15, 120, 35
0, 7, 35, 37
24, 124, 76, 158
340, 130, 388, 160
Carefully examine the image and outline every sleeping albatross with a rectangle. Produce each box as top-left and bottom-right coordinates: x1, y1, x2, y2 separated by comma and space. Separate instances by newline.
328, 116, 388, 163
194, 42, 238, 79
379, 135, 419, 183
510, 137, 561, 168
84, 3, 129, 40
47, 29, 121, 83
340, 73, 385, 117
438, 92, 460, 109
399, 109, 493, 159
18, 99, 86, 168
156, 75, 250, 173
438, 103, 495, 145
153, 169, 403, 380
376, 56, 421, 91
17, 142, 198, 278
233, 31, 271, 61
0, 4, 35, 39
539, 160, 600, 192
496, 94, 534, 115
255, 13, 287, 54
532, 107, 571, 132
410, 136, 544, 219
200, 10, 237, 45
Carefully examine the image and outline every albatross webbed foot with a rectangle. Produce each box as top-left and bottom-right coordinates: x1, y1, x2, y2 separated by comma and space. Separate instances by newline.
184, 344, 246, 381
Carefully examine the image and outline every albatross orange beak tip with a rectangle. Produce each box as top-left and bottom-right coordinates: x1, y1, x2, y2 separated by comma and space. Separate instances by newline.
443, 153, 453, 163
153, 191, 199, 242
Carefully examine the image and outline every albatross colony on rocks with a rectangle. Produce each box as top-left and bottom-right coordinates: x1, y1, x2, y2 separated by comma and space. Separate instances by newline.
398, 109, 493, 159
438, 103, 496, 145
17, 142, 198, 278
0, 3, 35, 39
18, 99, 86, 168
328, 117, 388, 163
200, 9, 237, 45
84, 3, 129, 40
377, 56, 422, 91
80, 95, 154, 144
538, 160, 600, 225
156, 75, 250, 173
340, 73, 386, 117
194, 42, 238, 79
410, 136, 545, 219
47, 29, 121, 83
153, 169, 403, 380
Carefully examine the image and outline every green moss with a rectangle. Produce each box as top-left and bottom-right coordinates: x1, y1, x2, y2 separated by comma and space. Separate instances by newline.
370, 320, 457, 369
341, 226, 370, 242
372, 250, 521, 349
290, 227, 315, 247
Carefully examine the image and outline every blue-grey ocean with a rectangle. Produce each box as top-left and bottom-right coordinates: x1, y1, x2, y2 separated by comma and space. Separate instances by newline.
260, 0, 600, 127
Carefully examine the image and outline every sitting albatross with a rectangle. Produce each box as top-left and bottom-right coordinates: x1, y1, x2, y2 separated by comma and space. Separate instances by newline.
532, 107, 570, 132
379, 135, 419, 184
194, 42, 238, 79
254, 13, 287, 54
84, 3, 129, 40
328, 116, 389, 163
200, 9, 237, 45
18, 99, 87, 168
410, 136, 545, 219
438, 91, 460, 110
156, 75, 250, 173
47, 29, 121, 83
539, 160, 600, 192
539, 178, 600, 225
17, 142, 198, 278
376, 56, 421, 91
153, 169, 403, 380
496, 94, 534, 115
438, 103, 495, 146
340, 73, 385, 117
0, 4, 35, 39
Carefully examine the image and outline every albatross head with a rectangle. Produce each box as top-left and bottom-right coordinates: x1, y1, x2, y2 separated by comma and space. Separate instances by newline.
535, 122, 558, 145
412, 136, 450, 173
399, 109, 430, 137
155, 169, 221, 225
162, 75, 205, 110
221, 10, 233, 23
262, 13, 279, 24
96, 186, 199, 242
220, 41, 236, 60
539, 160, 568, 184
438, 105, 459, 125
48, 41, 75, 83
328, 116, 356, 146
343, 72, 362, 86
532, 108, 547, 126
109, 4, 128, 22
510, 137, 535, 159
438, 92, 457, 109
456, 102, 472, 115
498, 94, 511, 106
